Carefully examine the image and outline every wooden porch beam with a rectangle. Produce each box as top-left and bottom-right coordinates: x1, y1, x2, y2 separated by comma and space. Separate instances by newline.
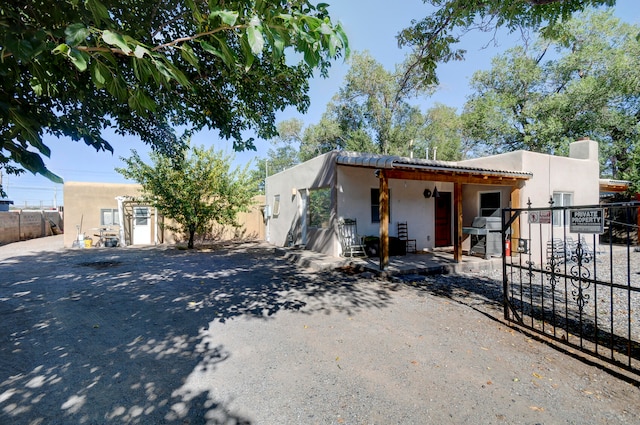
509, 186, 521, 257
379, 170, 389, 270
385, 169, 528, 185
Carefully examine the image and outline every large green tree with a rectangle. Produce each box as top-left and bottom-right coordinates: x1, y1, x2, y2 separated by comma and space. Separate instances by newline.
299, 114, 349, 161
300, 53, 472, 160
546, 10, 640, 181
249, 118, 303, 192
329, 51, 432, 155
422, 103, 466, 161
117, 145, 255, 249
0, 0, 348, 195
265, 54, 467, 168
397, 0, 616, 87
462, 45, 550, 153
462, 10, 640, 183
300, 103, 377, 159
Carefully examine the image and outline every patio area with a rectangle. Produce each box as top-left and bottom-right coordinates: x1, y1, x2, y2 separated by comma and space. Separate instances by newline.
278, 246, 504, 277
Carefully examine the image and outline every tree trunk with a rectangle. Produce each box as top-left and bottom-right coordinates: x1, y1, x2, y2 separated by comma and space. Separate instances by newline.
188, 229, 196, 249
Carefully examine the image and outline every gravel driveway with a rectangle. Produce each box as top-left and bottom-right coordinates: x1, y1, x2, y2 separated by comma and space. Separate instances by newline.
1, 236, 639, 424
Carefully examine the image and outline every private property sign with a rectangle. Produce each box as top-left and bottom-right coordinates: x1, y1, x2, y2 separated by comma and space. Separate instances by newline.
569, 208, 604, 234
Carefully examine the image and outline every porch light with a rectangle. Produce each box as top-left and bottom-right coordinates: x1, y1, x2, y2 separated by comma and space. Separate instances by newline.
423, 188, 432, 198
432, 186, 440, 198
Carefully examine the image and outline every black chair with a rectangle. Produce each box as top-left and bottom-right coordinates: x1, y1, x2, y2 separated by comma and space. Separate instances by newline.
397, 222, 417, 254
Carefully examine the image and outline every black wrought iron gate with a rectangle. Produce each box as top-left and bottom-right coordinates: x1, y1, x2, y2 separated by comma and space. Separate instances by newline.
501, 202, 640, 373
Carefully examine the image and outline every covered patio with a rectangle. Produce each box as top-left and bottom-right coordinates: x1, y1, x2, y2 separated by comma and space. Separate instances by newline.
335, 154, 532, 270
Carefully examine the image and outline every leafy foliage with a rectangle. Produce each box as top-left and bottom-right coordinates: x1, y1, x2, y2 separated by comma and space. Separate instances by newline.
462, 46, 550, 153
461, 10, 640, 186
301, 52, 468, 160
117, 144, 256, 249
252, 51, 468, 186
398, 0, 616, 86
422, 104, 466, 160
332, 51, 433, 155
249, 119, 304, 192
0, 0, 349, 194
300, 114, 353, 161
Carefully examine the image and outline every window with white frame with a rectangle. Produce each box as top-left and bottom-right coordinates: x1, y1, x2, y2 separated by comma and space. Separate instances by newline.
272, 194, 281, 217
479, 191, 501, 217
552, 192, 573, 226
100, 208, 120, 226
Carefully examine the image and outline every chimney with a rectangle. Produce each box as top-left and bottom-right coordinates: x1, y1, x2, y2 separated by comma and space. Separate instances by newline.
569, 138, 598, 161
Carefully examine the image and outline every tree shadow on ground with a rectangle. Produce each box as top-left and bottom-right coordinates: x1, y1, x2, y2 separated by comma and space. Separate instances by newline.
399, 272, 506, 319
394, 269, 640, 383
0, 243, 397, 424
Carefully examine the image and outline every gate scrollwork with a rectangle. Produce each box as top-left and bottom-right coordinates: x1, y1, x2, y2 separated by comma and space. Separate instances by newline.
570, 240, 591, 313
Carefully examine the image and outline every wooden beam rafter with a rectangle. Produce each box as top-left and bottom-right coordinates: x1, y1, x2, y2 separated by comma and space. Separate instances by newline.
385, 168, 529, 186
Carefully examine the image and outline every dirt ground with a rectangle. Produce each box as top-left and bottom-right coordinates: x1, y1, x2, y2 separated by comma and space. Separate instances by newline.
1, 236, 640, 424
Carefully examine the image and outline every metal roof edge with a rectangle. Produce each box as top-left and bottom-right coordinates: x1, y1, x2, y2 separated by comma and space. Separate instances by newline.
599, 178, 630, 185
336, 151, 532, 179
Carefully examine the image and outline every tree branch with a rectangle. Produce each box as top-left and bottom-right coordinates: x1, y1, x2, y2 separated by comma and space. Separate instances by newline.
76, 46, 128, 55
528, 0, 563, 4
151, 25, 245, 52
74, 25, 246, 58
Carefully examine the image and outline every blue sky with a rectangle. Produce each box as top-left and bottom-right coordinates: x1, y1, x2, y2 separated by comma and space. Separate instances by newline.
4, 0, 639, 208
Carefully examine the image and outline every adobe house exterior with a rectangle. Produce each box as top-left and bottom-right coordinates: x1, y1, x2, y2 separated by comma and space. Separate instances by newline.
265, 139, 600, 268
63, 182, 266, 248
63, 182, 159, 248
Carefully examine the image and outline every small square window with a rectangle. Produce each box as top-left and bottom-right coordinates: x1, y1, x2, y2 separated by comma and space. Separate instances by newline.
134, 207, 149, 225
552, 192, 573, 226
480, 192, 501, 217
100, 208, 120, 226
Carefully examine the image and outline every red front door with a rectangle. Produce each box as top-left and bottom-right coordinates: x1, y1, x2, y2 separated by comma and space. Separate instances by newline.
435, 192, 452, 247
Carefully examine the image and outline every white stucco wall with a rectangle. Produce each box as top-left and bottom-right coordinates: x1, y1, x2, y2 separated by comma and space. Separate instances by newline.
459, 139, 600, 208
268, 152, 460, 256
265, 152, 339, 255
520, 149, 599, 207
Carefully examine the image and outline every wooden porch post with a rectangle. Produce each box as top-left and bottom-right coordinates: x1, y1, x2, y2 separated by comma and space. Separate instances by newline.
454, 181, 462, 262
379, 170, 389, 270
510, 186, 521, 257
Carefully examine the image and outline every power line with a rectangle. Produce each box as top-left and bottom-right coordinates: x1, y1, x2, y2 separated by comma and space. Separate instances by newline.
8, 185, 62, 190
